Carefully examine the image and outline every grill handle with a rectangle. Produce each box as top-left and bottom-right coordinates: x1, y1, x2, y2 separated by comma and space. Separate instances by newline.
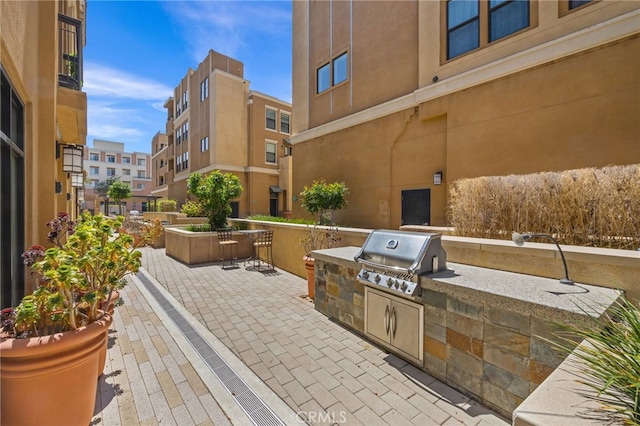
391, 306, 397, 338
356, 258, 417, 275
384, 305, 390, 334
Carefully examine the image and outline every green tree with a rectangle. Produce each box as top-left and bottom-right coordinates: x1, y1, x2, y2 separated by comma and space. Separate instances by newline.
299, 179, 349, 225
107, 179, 132, 215
187, 171, 243, 229
94, 177, 118, 215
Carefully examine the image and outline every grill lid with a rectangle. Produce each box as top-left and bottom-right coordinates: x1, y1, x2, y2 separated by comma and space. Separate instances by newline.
354, 229, 446, 275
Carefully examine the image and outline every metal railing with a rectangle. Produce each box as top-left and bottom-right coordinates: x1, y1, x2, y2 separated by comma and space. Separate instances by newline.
58, 14, 83, 90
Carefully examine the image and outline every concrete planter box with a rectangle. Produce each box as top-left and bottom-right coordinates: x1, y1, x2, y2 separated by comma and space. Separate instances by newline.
164, 228, 253, 265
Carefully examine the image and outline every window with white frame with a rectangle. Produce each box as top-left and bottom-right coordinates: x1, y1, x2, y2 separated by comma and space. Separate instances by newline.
137, 158, 145, 166
280, 112, 290, 134
183, 121, 189, 141
265, 141, 277, 164
137, 171, 146, 178
90, 166, 99, 175
137, 183, 145, 190
106, 168, 115, 176
107, 155, 115, 163
266, 108, 277, 130
122, 169, 131, 175
176, 155, 182, 172
89, 153, 99, 161
200, 136, 209, 152
122, 156, 131, 164
183, 151, 189, 169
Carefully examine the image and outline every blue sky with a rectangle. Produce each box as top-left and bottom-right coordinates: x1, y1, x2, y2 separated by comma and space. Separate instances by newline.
84, 0, 292, 154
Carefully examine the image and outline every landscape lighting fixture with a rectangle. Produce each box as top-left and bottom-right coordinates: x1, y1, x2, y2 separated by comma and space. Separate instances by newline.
511, 232, 574, 285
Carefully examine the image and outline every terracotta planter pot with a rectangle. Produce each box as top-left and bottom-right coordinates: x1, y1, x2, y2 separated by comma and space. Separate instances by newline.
0, 312, 113, 426
98, 290, 119, 375
304, 256, 315, 299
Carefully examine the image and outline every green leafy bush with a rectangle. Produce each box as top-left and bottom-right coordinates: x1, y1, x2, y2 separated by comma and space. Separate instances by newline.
248, 215, 314, 225
187, 171, 243, 230
181, 200, 206, 217
158, 199, 177, 212
299, 179, 349, 225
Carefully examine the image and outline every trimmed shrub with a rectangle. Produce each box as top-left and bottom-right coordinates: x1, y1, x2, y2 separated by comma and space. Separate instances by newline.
158, 199, 177, 212
448, 164, 639, 249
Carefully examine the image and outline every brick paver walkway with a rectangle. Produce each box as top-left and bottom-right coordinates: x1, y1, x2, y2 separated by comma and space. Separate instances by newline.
93, 247, 509, 425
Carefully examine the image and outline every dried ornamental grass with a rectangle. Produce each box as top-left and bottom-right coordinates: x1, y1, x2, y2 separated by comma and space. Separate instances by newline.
448, 164, 640, 249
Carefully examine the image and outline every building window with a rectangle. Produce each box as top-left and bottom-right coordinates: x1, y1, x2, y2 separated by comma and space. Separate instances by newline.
90, 166, 99, 175
1, 69, 25, 307
137, 158, 145, 166
122, 169, 131, 176
137, 171, 146, 178
447, 0, 480, 59
106, 168, 116, 176
447, 0, 530, 60
333, 52, 348, 86
280, 113, 290, 134
122, 156, 130, 164
182, 90, 188, 111
176, 127, 182, 145
159, 176, 164, 186
200, 136, 209, 152
159, 160, 164, 168
90, 153, 99, 161
317, 63, 330, 93
176, 156, 182, 172
266, 108, 277, 130
91, 179, 99, 186
569, 0, 591, 9
137, 183, 145, 190
317, 52, 349, 94
200, 77, 209, 101
183, 151, 189, 169
489, 0, 529, 42
266, 141, 277, 164
183, 121, 189, 141
107, 155, 115, 163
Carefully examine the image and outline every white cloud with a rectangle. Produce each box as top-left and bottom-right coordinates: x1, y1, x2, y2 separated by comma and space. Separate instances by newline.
84, 63, 173, 101
166, 1, 291, 62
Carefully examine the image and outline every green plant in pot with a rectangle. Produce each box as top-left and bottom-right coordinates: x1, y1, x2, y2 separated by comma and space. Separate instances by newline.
299, 180, 348, 299
0, 212, 144, 426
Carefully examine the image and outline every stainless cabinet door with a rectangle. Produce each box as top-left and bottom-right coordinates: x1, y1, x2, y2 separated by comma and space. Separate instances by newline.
365, 288, 391, 343
389, 298, 424, 363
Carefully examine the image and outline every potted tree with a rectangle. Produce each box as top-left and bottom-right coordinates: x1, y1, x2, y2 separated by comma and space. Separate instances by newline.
0, 212, 145, 426
299, 180, 348, 299
187, 170, 243, 230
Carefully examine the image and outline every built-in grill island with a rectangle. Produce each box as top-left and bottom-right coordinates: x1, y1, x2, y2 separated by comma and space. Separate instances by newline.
354, 229, 447, 299
310, 233, 621, 420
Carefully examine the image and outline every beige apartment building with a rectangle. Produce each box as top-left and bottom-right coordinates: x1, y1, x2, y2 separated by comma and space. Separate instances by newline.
152, 50, 293, 218
1, 0, 88, 307
291, 1, 640, 229
84, 140, 153, 215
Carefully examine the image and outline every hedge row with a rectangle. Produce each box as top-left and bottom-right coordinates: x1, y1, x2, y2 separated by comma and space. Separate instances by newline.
447, 164, 640, 250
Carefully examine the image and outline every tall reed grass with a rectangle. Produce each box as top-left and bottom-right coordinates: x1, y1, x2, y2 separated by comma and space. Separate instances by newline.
448, 164, 640, 250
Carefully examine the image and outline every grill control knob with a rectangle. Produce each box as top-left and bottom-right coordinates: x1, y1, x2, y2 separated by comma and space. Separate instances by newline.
374, 275, 381, 284
394, 281, 400, 289
400, 282, 408, 292
362, 270, 370, 279
387, 278, 394, 287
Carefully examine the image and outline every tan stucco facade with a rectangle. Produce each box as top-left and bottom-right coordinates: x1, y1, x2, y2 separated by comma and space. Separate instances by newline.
291, 1, 640, 229
1, 0, 88, 306
153, 50, 292, 217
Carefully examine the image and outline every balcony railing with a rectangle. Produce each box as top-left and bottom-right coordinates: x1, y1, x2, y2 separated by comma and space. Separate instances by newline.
58, 14, 83, 90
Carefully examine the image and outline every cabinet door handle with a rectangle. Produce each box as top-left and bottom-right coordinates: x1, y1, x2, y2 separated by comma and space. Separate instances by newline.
384, 304, 390, 334
391, 306, 397, 338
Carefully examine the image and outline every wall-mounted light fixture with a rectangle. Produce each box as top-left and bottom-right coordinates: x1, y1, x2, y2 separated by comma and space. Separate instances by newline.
71, 173, 84, 188
511, 232, 574, 285
433, 171, 443, 186
56, 142, 84, 174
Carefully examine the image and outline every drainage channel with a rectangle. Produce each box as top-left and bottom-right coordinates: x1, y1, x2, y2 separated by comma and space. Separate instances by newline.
136, 271, 285, 426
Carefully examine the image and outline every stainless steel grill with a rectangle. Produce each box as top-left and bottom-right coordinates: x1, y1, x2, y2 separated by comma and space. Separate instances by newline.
354, 229, 446, 298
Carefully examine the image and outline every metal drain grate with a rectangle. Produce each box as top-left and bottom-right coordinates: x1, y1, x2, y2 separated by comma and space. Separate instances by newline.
136, 272, 285, 426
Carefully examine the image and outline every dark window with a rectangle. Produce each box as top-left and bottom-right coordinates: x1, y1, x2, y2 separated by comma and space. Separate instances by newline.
280, 113, 290, 134
489, 0, 529, 42
266, 109, 277, 130
569, 0, 591, 9
447, 0, 480, 59
317, 63, 330, 93
0, 70, 25, 308
333, 53, 348, 85
266, 142, 277, 163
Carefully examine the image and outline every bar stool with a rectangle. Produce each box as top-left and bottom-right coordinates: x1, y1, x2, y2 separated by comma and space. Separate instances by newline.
253, 230, 274, 270
217, 228, 238, 269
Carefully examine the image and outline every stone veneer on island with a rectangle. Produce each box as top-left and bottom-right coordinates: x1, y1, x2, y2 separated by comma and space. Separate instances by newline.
311, 246, 621, 420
